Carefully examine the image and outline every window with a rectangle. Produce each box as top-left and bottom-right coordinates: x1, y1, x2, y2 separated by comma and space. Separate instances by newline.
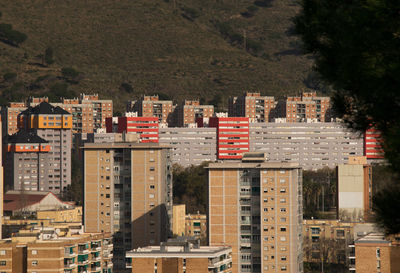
376, 248, 381, 258
0, 261, 6, 266
336, 230, 345, 237
32, 261, 38, 266
150, 167, 155, 171
31, 250, 37, 255
149, 194, 155, 198
0, 251, 4, 255
281, 266, 287, 271
280, 227, 286, 232
281, 256, 287, 261
280, 208, 286, 213
150, 185, 155, 189
280, 236, 286, 241
281, 217, 286, 222
311, 227, 320, 235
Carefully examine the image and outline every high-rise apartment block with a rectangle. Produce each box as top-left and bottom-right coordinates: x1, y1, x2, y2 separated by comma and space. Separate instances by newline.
126, 239, 232, 273
4, 131, 51, 191
364, 128, 385, 159
176, 100, 214, 127
1, 102, 30, 136
229, 93, 276, 123
14, 102, 72, 194
337, 156, 372, 222
207, 154, 303, 273
83, 142, 173, 270
128, 95, 174, 124
280, 92, 330, 122
209, 117, 250, 160
106, 114, 159, 143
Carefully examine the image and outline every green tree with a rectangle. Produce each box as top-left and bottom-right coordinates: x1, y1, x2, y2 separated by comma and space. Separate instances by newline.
61, 67, 82, 83
44, 47, 54, 65
0, 23, 27, 46
295, 0, 400, 233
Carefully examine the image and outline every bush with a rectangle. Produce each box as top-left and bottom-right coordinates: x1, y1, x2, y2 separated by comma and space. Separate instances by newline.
181, 6, 200, 21
44, 47, 54, 65
254, 0, 273, 7
3, 72, 17, 81
120, 82, 133, 93
0, 23, 27, 46
61, 67, 82, 83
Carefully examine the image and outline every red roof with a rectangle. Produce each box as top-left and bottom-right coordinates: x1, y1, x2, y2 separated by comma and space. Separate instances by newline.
4, 192, 58, 212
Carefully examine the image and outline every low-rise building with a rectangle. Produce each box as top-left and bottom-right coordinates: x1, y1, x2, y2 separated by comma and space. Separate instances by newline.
185, 213, 207, 243
173, 205, 186, 237
0, 228, 113, 273
125, 238, 232, 273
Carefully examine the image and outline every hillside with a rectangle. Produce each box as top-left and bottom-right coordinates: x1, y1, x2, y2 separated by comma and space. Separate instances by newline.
0, 0, 318, 111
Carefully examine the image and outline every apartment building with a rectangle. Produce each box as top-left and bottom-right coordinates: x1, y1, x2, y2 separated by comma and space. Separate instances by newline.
173, 204, 186, 237
337, 156, 373, 222
106, 114, 159, 143
175, 100, 214, 127
129, 95, 174, 124
229, 93, 276, 123
207, 154, 303, 273
278, 92, 330, 122
209, 117, 250, 160
353, 233, 400, 273
302, 219, 356, 267
0, 230, 113, 273
4, 131, 51, 191
185, 213, 207, 243
14, 102, 72, 194
83, 142, 173, 270
364, 128, 385, 160
126, 238, 232, 273
1, 102, 29, 136
250, 122, 364, 170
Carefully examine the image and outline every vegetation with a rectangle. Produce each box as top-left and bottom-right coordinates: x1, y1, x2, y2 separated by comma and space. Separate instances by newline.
0, 0, 314, 111
173, 162, 208, 214
295, 0, 400, 234
44, 47, 54, 65
0, 23, 27, 46
303, 168, 336, 219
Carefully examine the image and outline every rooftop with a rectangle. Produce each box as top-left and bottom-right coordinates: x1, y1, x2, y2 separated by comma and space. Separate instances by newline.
5, 130, 48, 144
82, 142, 170, 149
207, 161, 300, 169
21, 101, 70, 115
355, 233, 391, 245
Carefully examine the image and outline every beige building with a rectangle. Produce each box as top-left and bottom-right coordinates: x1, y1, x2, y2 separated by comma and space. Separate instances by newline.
354, 233, 400, 273
37, 206, 83, 223
185, 213, 207, 243
207, 153, 303, 273
83, 141, 173, 270
126, 238, 232, 273
302, 219, 356, 266
0, 229, 113, 273
337, 156, 372, 222
173, 204, 186, 237
175, 100, 214, 127
129, 95, 174, 124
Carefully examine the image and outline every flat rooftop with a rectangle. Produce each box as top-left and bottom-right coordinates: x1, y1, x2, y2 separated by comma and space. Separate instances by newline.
207, 161, 300, 169
82, 142, 170, 149
126, 245, 231, 258
355, 233, 391, 245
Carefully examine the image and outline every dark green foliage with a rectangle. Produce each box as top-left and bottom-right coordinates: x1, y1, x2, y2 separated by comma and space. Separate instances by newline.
154, 92, 171, 100
373, 183, 400, 235
241, 5, 259, 18
3, 72, 17, 81
295, 0, 400, 234
180, 6, 200, 21
46, 82, 75, 101
303, 168, 336, 219
120, 82, 133, 93
44, 47, 54, 65
61, 67, 82, 83
254, 0, 273, 8
0, 23, 27, 46
173, 162, 208, 214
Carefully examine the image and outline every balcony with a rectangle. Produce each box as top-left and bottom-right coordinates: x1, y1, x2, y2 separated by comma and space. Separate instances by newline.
64, 258, 77, 269
77, 254, 89, 265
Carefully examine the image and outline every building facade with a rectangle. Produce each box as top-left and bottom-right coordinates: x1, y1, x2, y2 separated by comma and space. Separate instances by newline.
279, 92, 330, 122
172, 204, 186, 237
175, 100, 214, 127
159, 127, 217, 167
337, 157, 373, 222
209, 117, 250, 160
207, 156, 303, 273
185, 213, 207, 243
364, 128, 385, 160
83, 142, 173, 270
0, 231, 113, 273
129, 95, 174, 124
229, 93, 276, 123
15, 102, 72, 194
250, 122, 364, 170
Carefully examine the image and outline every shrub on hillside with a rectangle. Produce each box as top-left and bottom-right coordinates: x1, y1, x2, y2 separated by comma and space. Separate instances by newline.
0, 23, 27, 46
